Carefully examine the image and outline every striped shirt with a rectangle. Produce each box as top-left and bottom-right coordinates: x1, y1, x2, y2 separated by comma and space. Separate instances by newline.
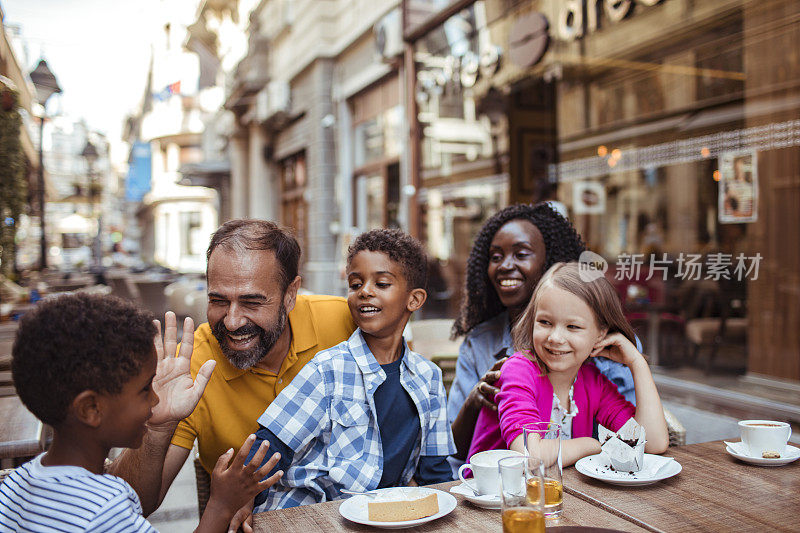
0, 454, 156, 533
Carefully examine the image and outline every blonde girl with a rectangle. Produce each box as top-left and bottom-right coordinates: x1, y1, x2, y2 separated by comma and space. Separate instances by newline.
467, 262, 668, 466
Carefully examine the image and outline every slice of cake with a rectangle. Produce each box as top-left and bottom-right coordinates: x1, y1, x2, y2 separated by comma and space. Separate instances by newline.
367, 488, 439, 522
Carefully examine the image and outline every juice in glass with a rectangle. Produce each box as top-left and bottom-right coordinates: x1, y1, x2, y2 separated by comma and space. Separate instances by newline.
526, 476, 563, 509
502, 507, 545, 533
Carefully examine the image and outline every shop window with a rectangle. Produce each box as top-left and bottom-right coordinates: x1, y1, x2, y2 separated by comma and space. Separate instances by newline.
351, 74, 401, 168
180, 211, 202, 257
357, 175, 384, 230
353, 107, 401, 168
179, 144, 203, 165
354, 164, 399, 230
419, 177, 509, 318
280, 153, 307, 271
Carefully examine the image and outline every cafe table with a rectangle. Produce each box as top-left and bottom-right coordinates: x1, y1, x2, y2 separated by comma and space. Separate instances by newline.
254, 440, 799, 532
253, 480, 649, 532
563, 439, 800, 532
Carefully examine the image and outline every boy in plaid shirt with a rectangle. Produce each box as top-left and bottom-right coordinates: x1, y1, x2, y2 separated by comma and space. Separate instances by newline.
249, 229, 455, 510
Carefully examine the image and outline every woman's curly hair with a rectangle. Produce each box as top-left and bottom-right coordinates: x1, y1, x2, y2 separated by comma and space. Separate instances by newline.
451, 203, 586, 338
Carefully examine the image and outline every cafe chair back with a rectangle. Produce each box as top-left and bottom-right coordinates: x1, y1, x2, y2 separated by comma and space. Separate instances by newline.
194, 455, 211, 516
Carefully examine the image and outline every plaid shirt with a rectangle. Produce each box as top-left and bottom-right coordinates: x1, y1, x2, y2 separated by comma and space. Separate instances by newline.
254, 329, 455, 511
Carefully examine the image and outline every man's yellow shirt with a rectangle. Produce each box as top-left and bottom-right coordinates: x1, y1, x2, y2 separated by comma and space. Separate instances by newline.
171, 294, 356, 473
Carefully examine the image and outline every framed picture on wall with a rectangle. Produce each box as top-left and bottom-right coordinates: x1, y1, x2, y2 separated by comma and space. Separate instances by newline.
572, 181, 606, 214
718, 150, 758, 224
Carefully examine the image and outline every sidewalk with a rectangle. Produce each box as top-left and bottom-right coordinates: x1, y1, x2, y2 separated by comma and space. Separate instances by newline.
147, 454, 199, 532
654, 366, 800, 443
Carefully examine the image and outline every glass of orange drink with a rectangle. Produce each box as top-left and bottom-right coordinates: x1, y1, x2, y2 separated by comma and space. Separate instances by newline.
498, 456, 545, 533
522, 422, 563, 518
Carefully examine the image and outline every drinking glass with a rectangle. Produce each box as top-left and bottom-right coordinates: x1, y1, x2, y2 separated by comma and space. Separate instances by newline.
522, 421, 563, 517
498, 456, 546, 533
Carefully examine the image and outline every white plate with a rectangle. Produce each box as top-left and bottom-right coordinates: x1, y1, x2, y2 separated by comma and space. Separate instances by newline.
449, 483, 501, 509
724, 441, 800, 466
338, 487, 457, 529
575, 453, 682, 486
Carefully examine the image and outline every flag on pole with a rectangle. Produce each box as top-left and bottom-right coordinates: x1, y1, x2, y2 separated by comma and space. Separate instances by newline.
153, 81, 181, 101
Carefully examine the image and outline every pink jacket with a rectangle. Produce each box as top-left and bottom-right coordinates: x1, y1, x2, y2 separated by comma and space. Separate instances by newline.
468, 352, 635, 458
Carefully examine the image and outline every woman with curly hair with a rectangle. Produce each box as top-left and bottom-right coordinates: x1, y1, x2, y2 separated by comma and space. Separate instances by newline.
447, 203, 636, 460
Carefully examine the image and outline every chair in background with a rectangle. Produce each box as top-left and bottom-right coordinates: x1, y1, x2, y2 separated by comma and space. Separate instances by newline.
685, 278, 747, 373
663, 407, 686, 446
107, 272, 141, 302
194, 455, 211, 517
407, 318, 460, 393
0, 323, 16, 397
0, 370, 13, 398
165, 277, 207, 328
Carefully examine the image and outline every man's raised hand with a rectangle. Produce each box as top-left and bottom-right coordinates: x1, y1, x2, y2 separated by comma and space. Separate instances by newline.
149, 312, 215, 428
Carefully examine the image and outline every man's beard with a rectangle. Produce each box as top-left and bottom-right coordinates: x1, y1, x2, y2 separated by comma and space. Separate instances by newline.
211, 304, 288, 370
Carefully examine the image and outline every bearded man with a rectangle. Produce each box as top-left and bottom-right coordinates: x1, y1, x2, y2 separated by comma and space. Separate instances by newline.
110, 219, 355, 529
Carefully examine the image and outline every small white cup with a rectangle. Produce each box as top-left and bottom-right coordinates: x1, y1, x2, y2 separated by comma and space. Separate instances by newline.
458, 449, 522, 496
738, 420, 791, 457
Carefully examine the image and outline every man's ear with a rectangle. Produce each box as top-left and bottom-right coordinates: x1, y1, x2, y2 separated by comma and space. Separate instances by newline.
283, 275, 302, 313
71, 390, 103, 428
406, 288, 427, 313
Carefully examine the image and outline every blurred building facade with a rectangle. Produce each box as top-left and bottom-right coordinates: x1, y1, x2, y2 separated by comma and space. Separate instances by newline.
123, 0, 223, 274
402, 0, 800, 382
179, 0, 798, 383
224, 0, 408, 294
37, 119, 111, 271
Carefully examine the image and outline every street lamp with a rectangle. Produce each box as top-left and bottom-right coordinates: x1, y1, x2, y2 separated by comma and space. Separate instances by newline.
30, 59, 61, 270
81, 139, 101, 268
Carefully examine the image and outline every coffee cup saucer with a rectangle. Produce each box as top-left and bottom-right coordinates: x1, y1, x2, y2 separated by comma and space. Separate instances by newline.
724, 441, 800, 466
449, 483, 502, 509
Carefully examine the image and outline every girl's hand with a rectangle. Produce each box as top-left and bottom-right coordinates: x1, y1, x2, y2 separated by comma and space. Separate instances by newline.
467, 357, 507, 410
208, 435, 283, 517
590, 333, 643, 368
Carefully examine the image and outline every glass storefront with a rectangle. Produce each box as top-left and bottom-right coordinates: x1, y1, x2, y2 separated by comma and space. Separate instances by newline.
411, 0, 800, 381
350, 76, 403, 230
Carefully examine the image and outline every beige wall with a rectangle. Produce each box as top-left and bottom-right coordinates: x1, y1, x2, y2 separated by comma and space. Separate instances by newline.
258, 0, 398, 87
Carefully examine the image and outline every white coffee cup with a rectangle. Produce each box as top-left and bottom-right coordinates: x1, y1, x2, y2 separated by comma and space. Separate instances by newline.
738, 420, 791, 457
457, 449, 522, 496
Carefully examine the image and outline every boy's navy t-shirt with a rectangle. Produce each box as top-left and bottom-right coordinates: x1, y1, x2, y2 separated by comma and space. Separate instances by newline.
375, 356, 419, 487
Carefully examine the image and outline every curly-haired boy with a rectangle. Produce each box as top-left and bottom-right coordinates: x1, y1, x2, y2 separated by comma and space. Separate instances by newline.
0, 293, 282, 532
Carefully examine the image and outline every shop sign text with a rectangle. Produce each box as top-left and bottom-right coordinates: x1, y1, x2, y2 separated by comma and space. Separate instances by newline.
557, 0, 664, 42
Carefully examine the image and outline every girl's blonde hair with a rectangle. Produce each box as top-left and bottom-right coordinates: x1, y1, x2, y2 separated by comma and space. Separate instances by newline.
512, 262, 637, 371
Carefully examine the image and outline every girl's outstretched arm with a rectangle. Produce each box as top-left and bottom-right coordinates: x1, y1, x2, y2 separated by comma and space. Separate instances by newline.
591, 333, 669, 453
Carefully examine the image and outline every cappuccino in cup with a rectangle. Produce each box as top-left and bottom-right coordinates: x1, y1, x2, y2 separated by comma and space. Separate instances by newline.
458, 449, 522, 496
738, 420, 791, 458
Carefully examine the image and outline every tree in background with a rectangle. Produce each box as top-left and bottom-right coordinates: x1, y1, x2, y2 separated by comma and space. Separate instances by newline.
0, 80, 26, 279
